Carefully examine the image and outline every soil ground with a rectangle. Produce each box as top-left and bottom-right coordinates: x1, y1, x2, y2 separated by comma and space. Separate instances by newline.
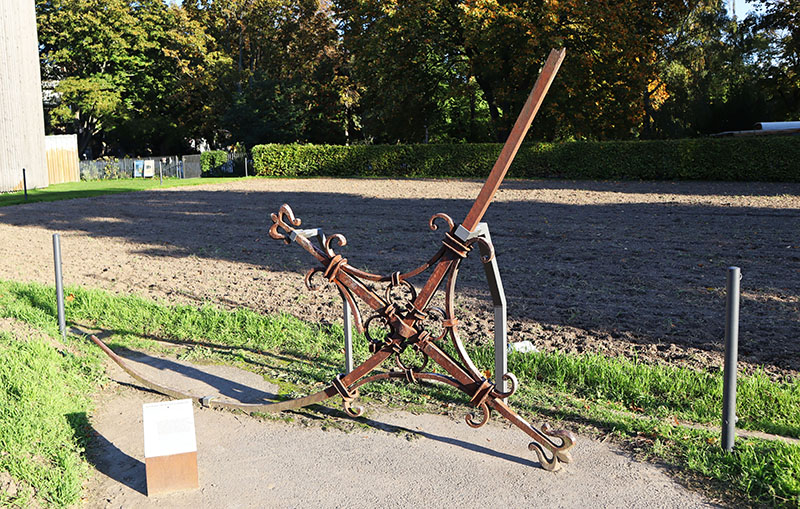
82, 352, 717, 508
1, 178, 798, 376
3, 178, 795, 507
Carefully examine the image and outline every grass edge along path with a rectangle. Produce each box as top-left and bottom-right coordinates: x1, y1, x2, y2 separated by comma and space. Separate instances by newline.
0, 177, 249, 207
0, 278, 797, 507
0, 330, 104, 507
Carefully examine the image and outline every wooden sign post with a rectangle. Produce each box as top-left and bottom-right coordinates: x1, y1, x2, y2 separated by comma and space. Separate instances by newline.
142, 399, 199, 496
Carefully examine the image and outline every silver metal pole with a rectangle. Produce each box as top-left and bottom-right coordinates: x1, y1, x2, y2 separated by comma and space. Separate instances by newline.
159, 161, 163, 185
52, 234, 66, 341
470, 223, 509, 392
244, 157, 248, 177
343, 299, 354, 373
722, 266, 741, 452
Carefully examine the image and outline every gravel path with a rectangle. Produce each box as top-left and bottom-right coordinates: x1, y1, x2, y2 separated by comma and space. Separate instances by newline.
83, 353, 716, 508
1, 178, 798, 376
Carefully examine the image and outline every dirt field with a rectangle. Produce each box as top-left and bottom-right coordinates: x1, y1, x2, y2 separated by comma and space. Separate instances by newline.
1, 178, 798, 377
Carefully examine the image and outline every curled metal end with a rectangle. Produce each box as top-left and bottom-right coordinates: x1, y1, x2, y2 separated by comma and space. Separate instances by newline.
269, 204, 302, 244
529, 441, 561, 471
542, 422, 576, 464
465, 402, 491, 429
343, 395, 364, 418
325, 233, 347, 257
429, 213, 454, 232
343, 385, 364, 417
495, 372, 519, 399
304, 267, 325, 291
528, 422, 576, 471
468, 236, 495, 263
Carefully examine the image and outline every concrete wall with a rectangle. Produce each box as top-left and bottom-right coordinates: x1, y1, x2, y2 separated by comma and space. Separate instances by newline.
0, 0, 48, 193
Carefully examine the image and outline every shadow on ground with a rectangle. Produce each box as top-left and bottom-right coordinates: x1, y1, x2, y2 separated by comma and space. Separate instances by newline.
68, 412, 146, 496
1, 179, 798, 374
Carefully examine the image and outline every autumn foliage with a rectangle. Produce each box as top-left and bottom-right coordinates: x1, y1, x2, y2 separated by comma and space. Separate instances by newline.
36, 0, 800, 156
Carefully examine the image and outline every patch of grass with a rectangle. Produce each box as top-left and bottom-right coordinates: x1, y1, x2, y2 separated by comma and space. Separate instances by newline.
0, 278, 798, 506
0, 176, 249, 207
0, 330, 104, 507
475, 346, 800, 438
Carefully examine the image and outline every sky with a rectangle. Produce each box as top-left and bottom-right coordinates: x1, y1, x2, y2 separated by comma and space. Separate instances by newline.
729, 0, 763, 19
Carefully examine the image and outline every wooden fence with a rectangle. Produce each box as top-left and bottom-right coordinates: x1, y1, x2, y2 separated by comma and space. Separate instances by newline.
45, 134, 79, 185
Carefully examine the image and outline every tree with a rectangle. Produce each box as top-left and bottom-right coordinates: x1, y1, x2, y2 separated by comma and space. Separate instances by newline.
751, 0, 800, 117
37, 0, 140, 155
185, 0, 351, 146
38, 0, 223, 156
335, 0, 698, 142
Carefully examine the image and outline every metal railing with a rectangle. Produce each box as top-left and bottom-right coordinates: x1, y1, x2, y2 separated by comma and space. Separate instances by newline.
79, 152, 251, 180
79, 156, 186, 180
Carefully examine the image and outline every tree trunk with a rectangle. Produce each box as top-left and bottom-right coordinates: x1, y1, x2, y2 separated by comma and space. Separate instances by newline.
474, 75, 502, 141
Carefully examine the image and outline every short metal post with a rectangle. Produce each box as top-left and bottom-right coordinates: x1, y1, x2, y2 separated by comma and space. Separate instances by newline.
722, 266, 741, 452
53, 234, 66, 341
343, 299, 354, 374
22, 168, 28, 200
244, 157, 248, 177
159, 162, 163, 184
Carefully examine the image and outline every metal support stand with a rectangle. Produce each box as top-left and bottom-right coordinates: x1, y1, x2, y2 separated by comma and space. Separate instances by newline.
722, 266, 741, 452
466, 223, 508, 392
291, 227, 357, 373
343, 299, 354, 373
53, 234, 66, 341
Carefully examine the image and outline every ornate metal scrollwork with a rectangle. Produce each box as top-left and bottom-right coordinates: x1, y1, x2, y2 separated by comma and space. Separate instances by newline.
324, 233, 347, 256
384, 278, 417, 307
264, 203, 576, 471
364, 313, 392, 352
91, 51, 575, 472
429, 212, 455, 232
528, 423, 576, 471
466, 235, 495, 263
494, 372, 519, 399
269, 204, 301, 244
304, 267, 325, 291
466, 402, 491, 429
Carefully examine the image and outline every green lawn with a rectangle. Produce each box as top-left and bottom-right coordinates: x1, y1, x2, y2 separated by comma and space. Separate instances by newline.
0, 177, 249, 207
0, 278, 797, 507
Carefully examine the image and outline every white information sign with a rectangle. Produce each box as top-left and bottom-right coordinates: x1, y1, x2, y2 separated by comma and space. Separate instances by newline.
142, 399, 197, 459
143, 159, 155, 177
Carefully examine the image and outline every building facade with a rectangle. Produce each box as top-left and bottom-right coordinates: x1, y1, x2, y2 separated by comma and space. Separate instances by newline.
0, 0, 48, 193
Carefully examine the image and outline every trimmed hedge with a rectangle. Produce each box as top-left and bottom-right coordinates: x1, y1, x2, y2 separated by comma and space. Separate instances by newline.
200, 150, 229, 176
251, 136, 800, 181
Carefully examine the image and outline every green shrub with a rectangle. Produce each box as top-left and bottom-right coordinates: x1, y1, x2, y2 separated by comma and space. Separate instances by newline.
200, 150, 229, 177
251, 136, 800, 181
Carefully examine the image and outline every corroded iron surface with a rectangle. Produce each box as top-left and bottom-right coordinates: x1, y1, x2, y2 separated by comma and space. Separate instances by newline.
91, 49, 575, 471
